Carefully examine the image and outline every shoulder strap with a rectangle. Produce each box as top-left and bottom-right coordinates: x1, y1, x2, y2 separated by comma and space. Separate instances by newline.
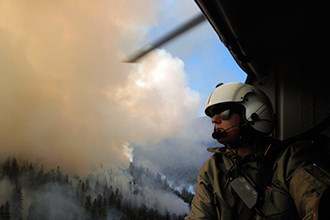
255, 115, 330, 211
208, 116, 330, 219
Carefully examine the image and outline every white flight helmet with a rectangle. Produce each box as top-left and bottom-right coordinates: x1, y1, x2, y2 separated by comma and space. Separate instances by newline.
205, 82, 275, 136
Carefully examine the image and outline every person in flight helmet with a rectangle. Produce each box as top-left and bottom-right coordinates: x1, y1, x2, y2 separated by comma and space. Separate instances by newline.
185, 82, 330, 220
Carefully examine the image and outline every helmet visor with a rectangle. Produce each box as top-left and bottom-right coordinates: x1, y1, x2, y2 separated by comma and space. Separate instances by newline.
205, 103, 237, 118
212, 109, 231, 120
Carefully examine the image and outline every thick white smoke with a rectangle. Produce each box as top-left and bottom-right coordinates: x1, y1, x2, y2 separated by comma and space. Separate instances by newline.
0, 0, 200, 174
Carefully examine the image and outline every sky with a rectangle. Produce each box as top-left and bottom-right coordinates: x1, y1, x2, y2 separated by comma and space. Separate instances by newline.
131, 0, 247, 114
0, 0, 246, 177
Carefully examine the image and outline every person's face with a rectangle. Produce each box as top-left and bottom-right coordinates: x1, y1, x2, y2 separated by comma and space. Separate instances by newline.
211, 109, 241, 145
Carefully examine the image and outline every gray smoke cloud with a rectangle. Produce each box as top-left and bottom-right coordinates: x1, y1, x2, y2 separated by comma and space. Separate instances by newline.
0, 0, 201, 175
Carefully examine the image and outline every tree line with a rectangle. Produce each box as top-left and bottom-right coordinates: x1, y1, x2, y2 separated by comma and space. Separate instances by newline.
0, 157, 193, 220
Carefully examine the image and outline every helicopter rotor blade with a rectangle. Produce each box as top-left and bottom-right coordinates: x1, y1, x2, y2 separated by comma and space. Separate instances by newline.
124, 13, 206, 63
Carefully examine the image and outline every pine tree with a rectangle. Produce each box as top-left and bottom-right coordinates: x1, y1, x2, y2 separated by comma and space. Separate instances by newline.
10, 157, 19, 182
1, 158, 11, 178
55, 166, 63, 183
10, 184, 23, 220
84, 195, 92, 213
36, 165, 45, 186
91, 194, 107, 219
0, 201, 10, 220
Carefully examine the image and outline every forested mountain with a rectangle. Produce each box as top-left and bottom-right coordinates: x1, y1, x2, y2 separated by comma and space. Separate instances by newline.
0, 157, 193, 220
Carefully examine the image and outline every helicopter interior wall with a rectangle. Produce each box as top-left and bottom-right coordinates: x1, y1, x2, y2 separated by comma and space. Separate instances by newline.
256, 52, 330, 141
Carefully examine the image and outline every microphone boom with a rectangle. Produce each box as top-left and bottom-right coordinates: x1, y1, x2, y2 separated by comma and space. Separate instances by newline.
212, 121, 241, 139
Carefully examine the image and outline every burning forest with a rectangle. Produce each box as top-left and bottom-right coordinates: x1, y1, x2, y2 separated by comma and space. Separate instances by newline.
0, 157, 194, 220
0, 1, 218, 219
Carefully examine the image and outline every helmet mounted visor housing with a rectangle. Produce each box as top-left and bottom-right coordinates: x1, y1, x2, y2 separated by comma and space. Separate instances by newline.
205, 82, 275, 136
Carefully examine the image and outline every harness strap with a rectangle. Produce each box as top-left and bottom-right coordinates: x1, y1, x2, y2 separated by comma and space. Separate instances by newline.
214, 115, 330, 220
255, 115, 330, 215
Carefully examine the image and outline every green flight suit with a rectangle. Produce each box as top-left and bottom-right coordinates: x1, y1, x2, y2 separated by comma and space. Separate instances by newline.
185, 140, 330, 220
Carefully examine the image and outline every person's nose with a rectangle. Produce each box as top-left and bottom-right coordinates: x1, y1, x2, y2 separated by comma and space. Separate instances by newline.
211, 115, 222, 124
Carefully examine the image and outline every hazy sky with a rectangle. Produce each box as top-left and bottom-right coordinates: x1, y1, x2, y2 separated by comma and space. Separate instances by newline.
0, 0, 245, 176
143, 0, 246, 114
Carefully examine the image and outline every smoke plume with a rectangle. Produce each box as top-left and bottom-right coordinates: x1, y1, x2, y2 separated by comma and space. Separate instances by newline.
0, 0, 200, 174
